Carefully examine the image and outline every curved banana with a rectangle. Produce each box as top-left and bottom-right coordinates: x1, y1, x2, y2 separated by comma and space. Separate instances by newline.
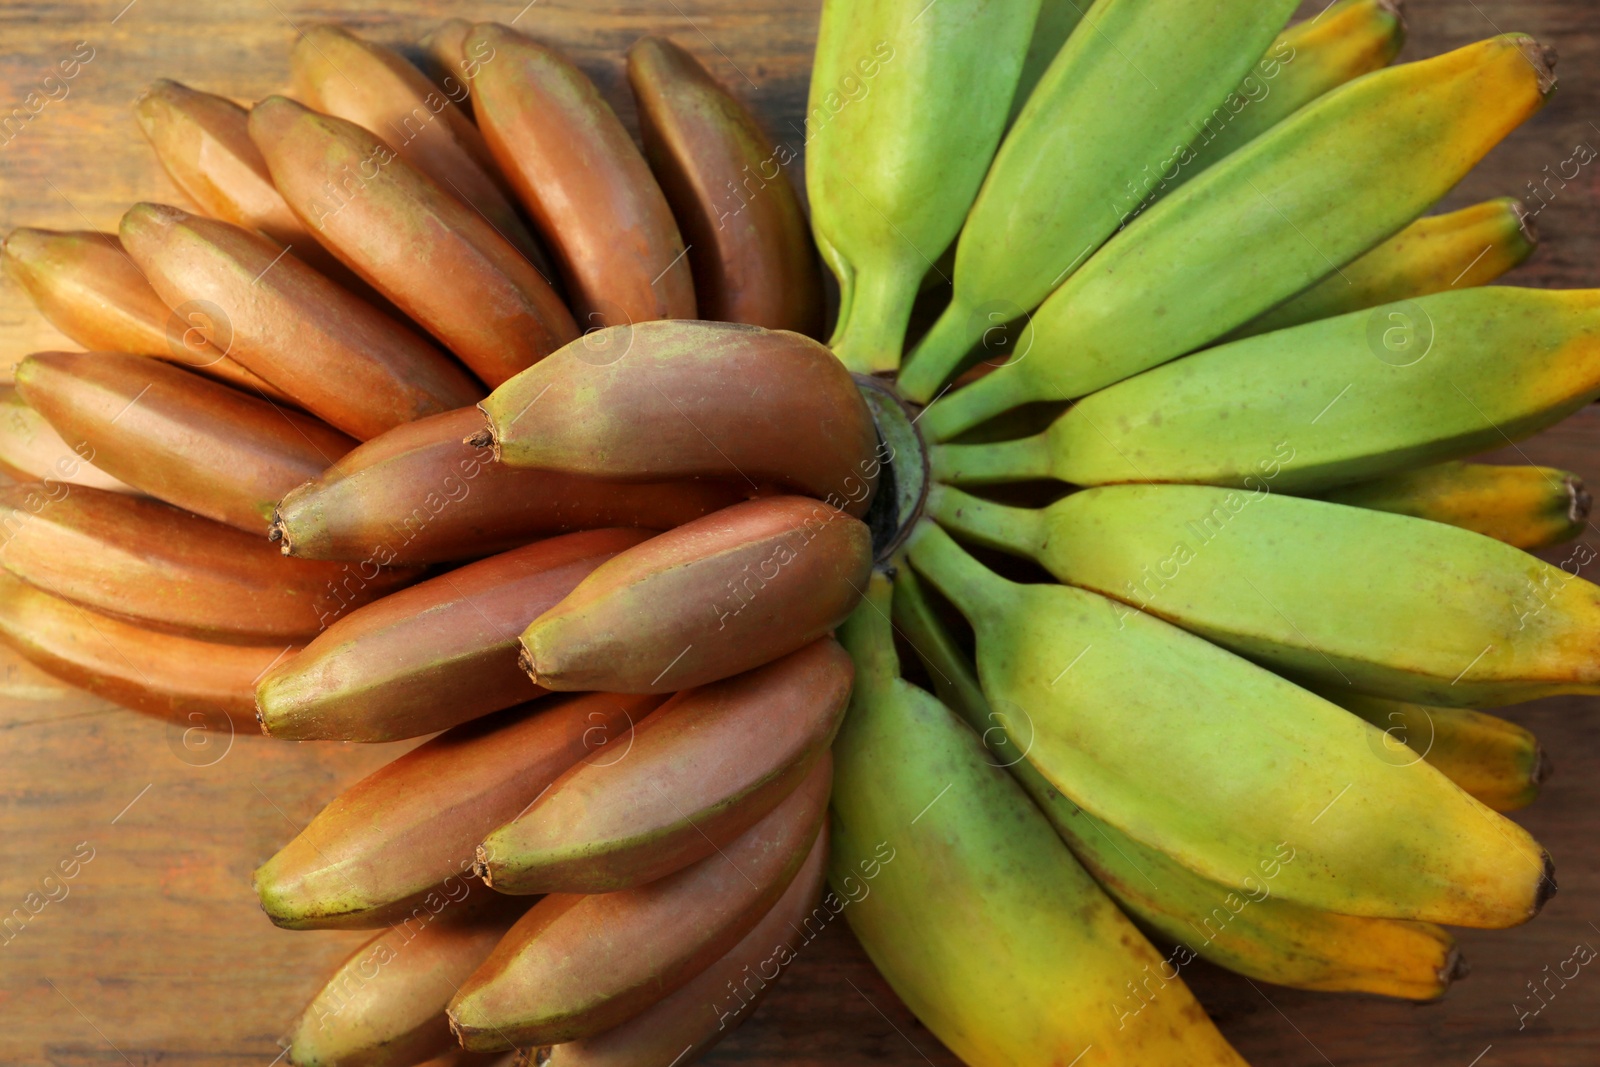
807, 0, 1042, 373
905, 520, 1553, 927
898, 0, 1302, 400
1322, 460, 1586, 550
917, 34, 1556, 433
891, 566, 1463, 1002
929, 482, 1600, 708
833, 571, 1249, 1066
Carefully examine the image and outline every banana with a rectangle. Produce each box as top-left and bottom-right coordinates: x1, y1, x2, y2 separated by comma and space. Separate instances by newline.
0, 227, 288, 400
832, 571, 1248, 1065
1317, 689, 1549, 813
14, 351, 354, 533
916, 34, 1557, 434
890, 565, 1465, 1002
480, 637, 850, 893
932, 288, 1600, 493
289, 24, 551, 272
1236, 198, 1536, 338
627, 36, 823, 335
120, 202, 483, 438
284, 891, 529, 1067
256, 529, 649, 742
270, 407, 745, 565
931, 482, 1600, 708
0, 386, 135, 493
419, 19, 479, 115
520, 497, 872, 694
1322, 461, 1587, 550
897, 0, 1301, 401
0, 571, 292, 721
447, 755, 829, 1051
0, 485, 416, 643
1006, 0, 1091, 125
476, 321, 880, 517
806, 0, 1042, 374
536, 823, 828, 1067
250, 95, 578, 388
254, 692, 658, 930
905, 519, 1553, 927
466, 22, 695, 326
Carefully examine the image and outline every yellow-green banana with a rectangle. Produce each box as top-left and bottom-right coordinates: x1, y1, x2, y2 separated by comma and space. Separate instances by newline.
1238, 198, 1537, 338
916, 34, 1556, 433
831, 572, 1248, 1067
1317, 689, 1550, 813
891, 566, 1463, 1002
905, 519, 1553, 927
808, 0, 1043, 374
898, 0, 1300, 398
1322, 460, 1587, 550
929, 482, 1600, 708
932, 288, 1600, 493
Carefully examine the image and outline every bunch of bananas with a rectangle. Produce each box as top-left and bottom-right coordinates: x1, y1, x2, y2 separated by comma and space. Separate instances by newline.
0, 0, 1596, 1064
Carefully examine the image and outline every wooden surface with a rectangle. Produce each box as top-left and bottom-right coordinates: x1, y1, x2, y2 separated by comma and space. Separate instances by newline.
4, 1, 1600, 1064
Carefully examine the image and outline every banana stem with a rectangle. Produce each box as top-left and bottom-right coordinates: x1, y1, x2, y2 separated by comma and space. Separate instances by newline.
904, 519, 1009, 624
927, 484, 1045, 561
897, 301, 976, 402
827, 260, 924, 375
930, 434, 1053, 485
891, 568, 992, 732
837, 570, 900, 695
921, 365, 1034, 442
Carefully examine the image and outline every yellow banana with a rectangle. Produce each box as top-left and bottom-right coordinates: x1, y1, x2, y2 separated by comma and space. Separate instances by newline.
891, 566, 1464, 1002
1322, 460, 1587, 550
832, 571, 1248, 1066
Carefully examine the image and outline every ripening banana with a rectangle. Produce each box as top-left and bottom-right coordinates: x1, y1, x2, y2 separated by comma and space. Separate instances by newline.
832, 572, 1248, 1066
900, 0, 1300, 398
1322, 460, 1588, 550
931, 287, 1600, 493
928, 482, 1600, 708
915, 34, 1557, 434
890, 567, 1464, 1002
905, 520, 1553, 927
807, 0, 1042, 374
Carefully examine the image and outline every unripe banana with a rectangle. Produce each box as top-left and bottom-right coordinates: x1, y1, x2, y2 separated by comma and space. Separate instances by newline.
479, 637, 850, 893
932, 288, 1600, 493
1322, 460, 1587, 550
520, 497, 872, 694
930, 483, 1600, 708
447, 756, 829, 1051
917, 34, 1557, 433
1317, 689, 1549, 813
833, 572, 1248, 1065
0, 571, 291, 721
0, 485, 416, 642
890, 565, 1465, 1002
467, 22, 695, 326
254, 693, 659, 930
628, 36, 823, 335
477, 321, 879, 516
807, 0, 1042, 373
249, 95, 578, 388
898, 0, 1302, 401
0, 386, 135, 493
906, 520, 1553, 927
14, 351, 354, 533
257, 530, 649, 742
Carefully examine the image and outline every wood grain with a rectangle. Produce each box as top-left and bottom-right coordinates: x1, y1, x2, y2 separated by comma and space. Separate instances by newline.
3, 1, 1600, 1065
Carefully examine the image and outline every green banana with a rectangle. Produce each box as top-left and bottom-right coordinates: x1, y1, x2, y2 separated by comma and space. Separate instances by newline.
929, 482, 1600, 708
897, 0, 1302, 400
915, 34, 1557, 432
807, 0, 1043, 373
905, 519, 1553, 927
832, 572, 1248, 1066
890, 567, 1464, 1002
1316, 689, 1550, 813
1236, 198, 1537, 338
931, 287, 1600, 492
1322, 461, 1587, 550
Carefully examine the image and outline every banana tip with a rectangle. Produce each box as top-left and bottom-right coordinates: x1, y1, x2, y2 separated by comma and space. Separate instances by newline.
472, 843, 493, 884
1517, 38, 1559, 96
1566, 475, 1591, 524
1534, 852, 1558, 914
1443, 944, 1471, 986
1531, 745, 1554, 787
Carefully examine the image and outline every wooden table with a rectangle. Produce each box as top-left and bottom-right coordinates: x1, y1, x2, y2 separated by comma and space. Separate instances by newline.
3, 1, 1600, 1064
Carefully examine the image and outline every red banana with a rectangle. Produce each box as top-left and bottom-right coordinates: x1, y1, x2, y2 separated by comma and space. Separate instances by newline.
0, 386, 135, 493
